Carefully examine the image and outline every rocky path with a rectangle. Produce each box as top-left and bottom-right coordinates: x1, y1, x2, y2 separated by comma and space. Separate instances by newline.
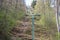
11, 17, 40, 40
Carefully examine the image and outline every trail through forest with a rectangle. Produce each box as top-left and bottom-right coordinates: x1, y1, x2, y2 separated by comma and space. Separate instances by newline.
11, 16, 40, 40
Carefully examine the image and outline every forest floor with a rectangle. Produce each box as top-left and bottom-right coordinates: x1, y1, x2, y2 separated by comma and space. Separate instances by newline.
10, 16, 58, 40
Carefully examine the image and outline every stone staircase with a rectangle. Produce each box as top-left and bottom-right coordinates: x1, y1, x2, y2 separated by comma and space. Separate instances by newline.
11, 17, 40, 40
